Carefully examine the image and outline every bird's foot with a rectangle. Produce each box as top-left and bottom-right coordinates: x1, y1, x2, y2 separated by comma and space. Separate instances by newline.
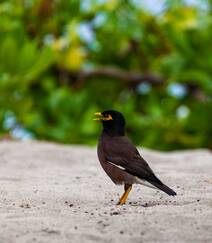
116, 186, 132, 205
116, 199, 125, 206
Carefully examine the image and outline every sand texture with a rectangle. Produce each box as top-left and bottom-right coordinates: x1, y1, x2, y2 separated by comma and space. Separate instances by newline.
0, 141, 212, 243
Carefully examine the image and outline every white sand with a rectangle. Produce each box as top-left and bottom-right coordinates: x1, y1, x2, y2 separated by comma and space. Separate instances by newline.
0, 141, 212, 243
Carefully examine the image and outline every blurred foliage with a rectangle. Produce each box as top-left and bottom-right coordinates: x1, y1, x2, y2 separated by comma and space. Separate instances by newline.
0, 0, 211, 150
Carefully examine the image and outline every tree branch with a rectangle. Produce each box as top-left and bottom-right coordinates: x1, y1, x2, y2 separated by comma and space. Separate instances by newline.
82, 68, 161, 82
65, 67, 164, 89
56, 67, 208, 101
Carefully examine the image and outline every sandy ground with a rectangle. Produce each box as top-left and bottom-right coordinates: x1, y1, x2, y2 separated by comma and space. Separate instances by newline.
0, 141, 212, 243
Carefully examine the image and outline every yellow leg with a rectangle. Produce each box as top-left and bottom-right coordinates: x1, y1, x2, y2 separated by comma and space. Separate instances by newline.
117, 185, 132, 205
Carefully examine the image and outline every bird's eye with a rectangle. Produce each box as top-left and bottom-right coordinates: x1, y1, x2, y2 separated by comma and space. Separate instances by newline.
104, 114, 113, 120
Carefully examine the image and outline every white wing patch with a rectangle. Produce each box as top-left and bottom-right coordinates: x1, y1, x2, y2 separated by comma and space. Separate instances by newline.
107, 160, 125, 171
107, 160, 157, 189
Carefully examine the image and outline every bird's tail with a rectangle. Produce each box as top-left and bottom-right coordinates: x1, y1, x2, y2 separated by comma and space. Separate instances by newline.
151, 180, 177, 196
136, 176, 177, 196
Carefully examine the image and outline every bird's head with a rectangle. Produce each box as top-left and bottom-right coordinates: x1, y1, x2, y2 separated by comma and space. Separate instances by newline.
94, 110, 125, 136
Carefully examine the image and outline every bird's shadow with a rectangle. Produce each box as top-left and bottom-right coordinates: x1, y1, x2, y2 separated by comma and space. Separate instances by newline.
128, 199, 194, 207
129, 201, 160, 207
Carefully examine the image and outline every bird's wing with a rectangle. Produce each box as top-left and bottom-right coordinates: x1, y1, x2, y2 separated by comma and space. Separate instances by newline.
103, 136, 163, 185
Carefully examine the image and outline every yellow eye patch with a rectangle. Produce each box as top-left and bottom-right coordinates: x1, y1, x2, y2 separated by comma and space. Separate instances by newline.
103, 114, 113, 121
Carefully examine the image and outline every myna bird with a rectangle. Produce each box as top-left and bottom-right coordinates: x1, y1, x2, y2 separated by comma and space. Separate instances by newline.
95, 110, 176, 205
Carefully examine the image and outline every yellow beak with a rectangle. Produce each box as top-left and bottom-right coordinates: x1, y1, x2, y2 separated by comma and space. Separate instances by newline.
93, 112, 103, 120
93, 112, 113, 121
